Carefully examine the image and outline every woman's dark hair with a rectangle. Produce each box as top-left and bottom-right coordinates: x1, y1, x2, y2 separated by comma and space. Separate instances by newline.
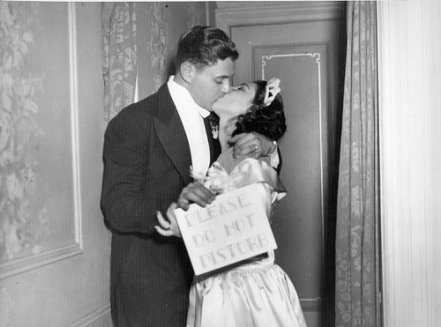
232, 80, 287, 141
176, 25, 239, 71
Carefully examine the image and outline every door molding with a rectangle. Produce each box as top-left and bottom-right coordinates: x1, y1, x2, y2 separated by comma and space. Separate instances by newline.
216, 1, 345, 35
259, 50, 326, 258
301, 297, 322, 312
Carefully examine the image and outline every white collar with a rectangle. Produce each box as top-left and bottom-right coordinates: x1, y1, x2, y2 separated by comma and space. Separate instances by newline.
167, 76, 211, 118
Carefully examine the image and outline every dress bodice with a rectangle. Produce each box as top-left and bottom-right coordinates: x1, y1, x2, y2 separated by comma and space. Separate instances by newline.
202, 148, 286, 203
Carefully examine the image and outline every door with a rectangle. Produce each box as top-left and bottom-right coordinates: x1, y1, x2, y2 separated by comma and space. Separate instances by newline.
217, 2, 346, 326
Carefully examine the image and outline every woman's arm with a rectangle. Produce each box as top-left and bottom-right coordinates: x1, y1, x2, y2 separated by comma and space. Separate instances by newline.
230, 133, 281, 171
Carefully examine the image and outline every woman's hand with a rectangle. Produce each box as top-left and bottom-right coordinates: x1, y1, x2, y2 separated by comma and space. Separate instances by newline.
155, 203, 182, 238
230, 132, 276, 159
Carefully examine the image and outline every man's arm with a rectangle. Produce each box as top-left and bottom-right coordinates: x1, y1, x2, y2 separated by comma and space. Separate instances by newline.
101, 112, 165, 234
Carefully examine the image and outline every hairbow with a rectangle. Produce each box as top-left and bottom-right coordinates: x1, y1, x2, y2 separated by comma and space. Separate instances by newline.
263, 78, 281, 107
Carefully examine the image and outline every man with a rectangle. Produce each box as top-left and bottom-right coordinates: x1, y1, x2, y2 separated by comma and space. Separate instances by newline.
101, 26, 276, 326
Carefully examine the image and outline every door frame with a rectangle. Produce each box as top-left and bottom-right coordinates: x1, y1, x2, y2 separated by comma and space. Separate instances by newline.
216, 1, 345, 35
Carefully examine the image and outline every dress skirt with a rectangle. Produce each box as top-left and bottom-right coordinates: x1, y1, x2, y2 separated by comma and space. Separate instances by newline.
186, 252, 308, 327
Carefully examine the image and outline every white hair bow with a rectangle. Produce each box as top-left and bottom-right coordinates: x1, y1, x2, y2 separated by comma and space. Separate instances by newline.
263, 78, 281, 107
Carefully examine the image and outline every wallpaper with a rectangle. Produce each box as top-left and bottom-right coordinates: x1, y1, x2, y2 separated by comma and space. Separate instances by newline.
1, 2, 77, 266
102, 3, 137, 123
149, 3, 169, 91
0, 2, 44, 261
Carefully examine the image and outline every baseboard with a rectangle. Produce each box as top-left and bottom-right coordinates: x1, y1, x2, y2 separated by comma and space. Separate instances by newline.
69, 303, 111, 327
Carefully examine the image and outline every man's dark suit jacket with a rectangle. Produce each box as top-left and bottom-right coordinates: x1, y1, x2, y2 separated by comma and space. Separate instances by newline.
101, 84, 220, 327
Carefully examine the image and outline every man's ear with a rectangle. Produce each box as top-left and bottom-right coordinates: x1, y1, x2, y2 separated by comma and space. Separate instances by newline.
179, 61, 195, 83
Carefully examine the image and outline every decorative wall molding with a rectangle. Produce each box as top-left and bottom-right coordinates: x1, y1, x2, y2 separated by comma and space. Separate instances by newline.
300, 297, 322, 312
0, 2, 83, 279
0, 243, 82, 279
216, 2, 345, 35
69, 303, 111, 327
68, 2, 83, 250
259, 49, 326, 261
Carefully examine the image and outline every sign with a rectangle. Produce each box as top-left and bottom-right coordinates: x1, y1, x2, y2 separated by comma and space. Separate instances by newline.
175, 183, 277, 275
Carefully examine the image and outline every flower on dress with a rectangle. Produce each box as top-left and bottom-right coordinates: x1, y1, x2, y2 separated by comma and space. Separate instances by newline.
190, 162, 230, 195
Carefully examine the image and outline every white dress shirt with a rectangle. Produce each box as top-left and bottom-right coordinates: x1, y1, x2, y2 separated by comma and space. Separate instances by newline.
167, 76, 211, 176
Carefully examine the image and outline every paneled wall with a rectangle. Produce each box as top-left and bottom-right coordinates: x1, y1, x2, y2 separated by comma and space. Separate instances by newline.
378, 0, 441, 326
0, 2, 208, 326
0, 3, 111, 326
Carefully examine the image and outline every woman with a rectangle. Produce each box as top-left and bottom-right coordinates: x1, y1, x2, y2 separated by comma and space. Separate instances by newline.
157, 79, 307, 327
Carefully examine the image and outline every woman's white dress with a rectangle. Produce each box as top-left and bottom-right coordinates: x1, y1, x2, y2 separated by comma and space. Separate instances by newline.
186, 153, 308, 327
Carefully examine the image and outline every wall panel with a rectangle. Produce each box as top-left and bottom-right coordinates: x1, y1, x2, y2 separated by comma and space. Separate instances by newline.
378, 0, 441, 326
0, 3, 111, 326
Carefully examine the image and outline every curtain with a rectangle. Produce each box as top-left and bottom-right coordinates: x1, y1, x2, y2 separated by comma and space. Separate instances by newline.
335, 2, 381, 327
102, 2, 137, 123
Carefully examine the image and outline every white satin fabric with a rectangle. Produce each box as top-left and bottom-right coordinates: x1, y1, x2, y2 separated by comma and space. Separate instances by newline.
186, 251, 308, 327
186, 156, 308, 327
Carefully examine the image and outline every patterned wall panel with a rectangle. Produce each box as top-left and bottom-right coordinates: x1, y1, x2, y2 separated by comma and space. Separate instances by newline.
0, 2, 82, 278
149, 3, 169, 91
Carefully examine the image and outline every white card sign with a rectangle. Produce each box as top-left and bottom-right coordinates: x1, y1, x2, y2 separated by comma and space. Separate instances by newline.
175, 183, 277, 275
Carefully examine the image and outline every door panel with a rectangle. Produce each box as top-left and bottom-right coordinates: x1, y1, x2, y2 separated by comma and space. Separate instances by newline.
254, 44, 328, 300
220, 3, 346, 325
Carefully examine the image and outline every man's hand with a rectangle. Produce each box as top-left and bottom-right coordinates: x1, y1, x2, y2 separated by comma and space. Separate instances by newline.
230, 132, 276, 159
155, 203, 181, 238
177, 182, 215, 211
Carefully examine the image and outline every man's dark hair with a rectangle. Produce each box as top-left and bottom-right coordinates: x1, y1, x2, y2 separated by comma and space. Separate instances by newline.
175, 25, 239, 72
232, 81, 287, 141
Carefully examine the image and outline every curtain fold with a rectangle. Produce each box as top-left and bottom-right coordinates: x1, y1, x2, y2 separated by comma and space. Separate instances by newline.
335, 2, 381, 327
102, 2, 137, 123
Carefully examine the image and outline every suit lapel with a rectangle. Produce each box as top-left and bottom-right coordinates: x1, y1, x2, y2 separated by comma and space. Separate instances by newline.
154, 85, 192, 185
